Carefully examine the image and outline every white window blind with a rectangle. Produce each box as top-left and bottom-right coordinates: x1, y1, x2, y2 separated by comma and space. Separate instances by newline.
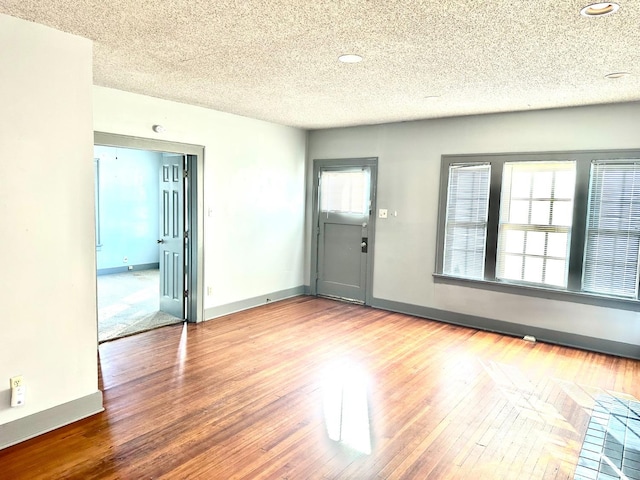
496, 161, 576, 287
443, 163, 491, 279
583, 162, 640, 298
320, 170, 369, 214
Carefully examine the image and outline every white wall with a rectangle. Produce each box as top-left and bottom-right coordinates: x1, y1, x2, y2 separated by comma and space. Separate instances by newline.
307, 103, 640, 347
0, 15, 97, 425
93, 87, 307, 311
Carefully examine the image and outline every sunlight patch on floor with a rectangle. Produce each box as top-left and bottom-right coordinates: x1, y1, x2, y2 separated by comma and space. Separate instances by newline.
322, 359, 372, 455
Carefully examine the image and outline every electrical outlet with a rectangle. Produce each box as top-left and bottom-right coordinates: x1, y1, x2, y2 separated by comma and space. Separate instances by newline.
11, 386, 25, 407
10, 376, 25, 407
9, 375, 23, 389
207, 286, 213, 296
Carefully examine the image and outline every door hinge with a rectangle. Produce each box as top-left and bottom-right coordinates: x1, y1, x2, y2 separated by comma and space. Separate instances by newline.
184, 290, 189, 297
184, 230, 189, 239
184, 169, 188, 178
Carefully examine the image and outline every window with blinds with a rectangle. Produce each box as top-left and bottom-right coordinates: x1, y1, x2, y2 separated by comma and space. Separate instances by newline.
496, 161, 576, 287
437, 150, 640, 309
583, 161, 640, 298
320, 170, 369, 214
443, 163, 491, 279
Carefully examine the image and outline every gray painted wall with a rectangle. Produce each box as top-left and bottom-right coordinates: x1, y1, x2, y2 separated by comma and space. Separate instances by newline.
94, 145, 161, 271
307, 103, 640, 351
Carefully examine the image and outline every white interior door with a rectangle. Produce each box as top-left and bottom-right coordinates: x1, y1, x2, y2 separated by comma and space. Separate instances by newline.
159, 154, 185, 318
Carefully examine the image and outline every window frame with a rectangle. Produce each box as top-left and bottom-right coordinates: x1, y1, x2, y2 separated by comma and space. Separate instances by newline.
582, 161, 640, 299
496, 160, 577, 288
434, 149, 640, 312
442, 163, 491, 279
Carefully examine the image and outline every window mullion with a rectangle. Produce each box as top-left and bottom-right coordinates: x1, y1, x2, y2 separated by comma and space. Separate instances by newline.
566, 159, 590, 292
435, 162, 451, 274
484, 160, 503, 281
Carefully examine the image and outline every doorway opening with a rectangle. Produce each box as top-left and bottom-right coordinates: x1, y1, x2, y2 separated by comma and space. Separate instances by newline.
97, 268, 176, 342
94, 133, 204, 342
310, 158, 378, 305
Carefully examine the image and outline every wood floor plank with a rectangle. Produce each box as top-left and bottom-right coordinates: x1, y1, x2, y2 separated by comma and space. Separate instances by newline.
1, 296, 638, 479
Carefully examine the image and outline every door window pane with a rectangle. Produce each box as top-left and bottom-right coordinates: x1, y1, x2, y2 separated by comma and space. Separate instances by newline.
320, 170, 369, 214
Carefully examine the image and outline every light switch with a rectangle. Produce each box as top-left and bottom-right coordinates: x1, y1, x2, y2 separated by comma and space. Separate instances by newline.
379, 209, 388, 218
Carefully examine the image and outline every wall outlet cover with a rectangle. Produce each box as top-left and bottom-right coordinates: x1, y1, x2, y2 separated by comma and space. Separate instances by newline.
11, 385, 25, 407
9, 375, 23, 389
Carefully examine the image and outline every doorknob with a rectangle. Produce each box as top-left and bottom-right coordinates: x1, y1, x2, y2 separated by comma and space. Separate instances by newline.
157, 239, 164, 244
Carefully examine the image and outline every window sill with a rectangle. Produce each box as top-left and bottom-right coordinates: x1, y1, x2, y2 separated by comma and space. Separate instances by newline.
432, 274, 640, 312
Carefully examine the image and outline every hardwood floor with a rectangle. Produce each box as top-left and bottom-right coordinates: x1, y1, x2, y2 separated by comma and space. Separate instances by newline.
1, 296, 638, 479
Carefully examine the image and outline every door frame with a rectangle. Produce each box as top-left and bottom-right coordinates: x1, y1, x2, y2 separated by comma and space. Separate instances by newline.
310, 157, 378, 305
94, 132, 205, 323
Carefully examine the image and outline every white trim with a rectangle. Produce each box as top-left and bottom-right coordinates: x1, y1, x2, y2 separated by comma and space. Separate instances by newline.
0, 391, 104, 450
204, 287, 305, 320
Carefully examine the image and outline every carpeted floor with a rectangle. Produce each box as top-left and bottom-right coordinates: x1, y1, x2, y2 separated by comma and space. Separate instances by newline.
97, 269, 183, 343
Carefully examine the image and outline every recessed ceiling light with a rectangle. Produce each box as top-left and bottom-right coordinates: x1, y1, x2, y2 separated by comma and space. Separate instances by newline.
338, 54, 363, 64
580, 2, 620, 17
604, 72, 631, 79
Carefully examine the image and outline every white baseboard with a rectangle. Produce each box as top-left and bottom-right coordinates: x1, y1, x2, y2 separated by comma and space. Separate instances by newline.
204, 286, 305, 320
0, 391, 104, 450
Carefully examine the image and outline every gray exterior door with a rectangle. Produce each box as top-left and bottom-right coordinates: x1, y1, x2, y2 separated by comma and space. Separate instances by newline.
316, 164, 375, 303
159, 154, 185, 318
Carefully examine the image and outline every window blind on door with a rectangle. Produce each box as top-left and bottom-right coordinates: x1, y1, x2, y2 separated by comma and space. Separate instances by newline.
443, 163, 491, 279
583, 161, 640, 298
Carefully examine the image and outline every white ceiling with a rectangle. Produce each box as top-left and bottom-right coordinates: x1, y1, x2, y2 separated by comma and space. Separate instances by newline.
3, 1, 640, 129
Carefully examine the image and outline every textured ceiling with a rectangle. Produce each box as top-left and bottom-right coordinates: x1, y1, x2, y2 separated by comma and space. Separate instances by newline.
2, 1, 640, 129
